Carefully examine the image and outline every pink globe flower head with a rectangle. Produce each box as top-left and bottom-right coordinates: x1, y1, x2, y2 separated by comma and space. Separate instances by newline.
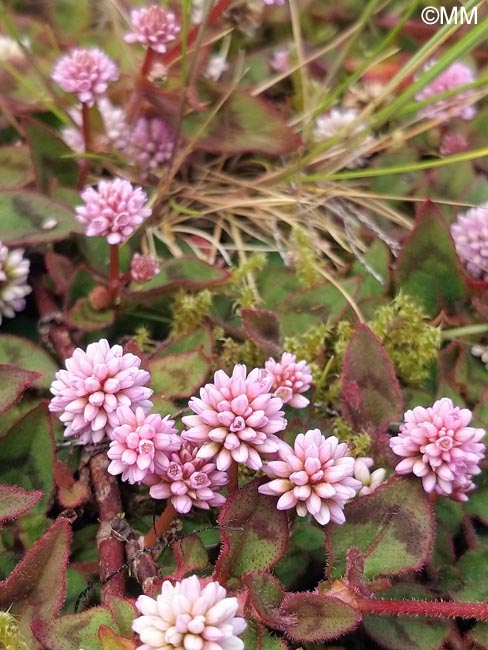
132, 574, 247, 650
182, 364, 287, 471
451, 202, 488, 281
353, 457, 386, 497
389, 398, 486, 501
145, 440, 228, 513
107, 406, 180, 484
0, 242, 31, 325
264, 352, 313, 408
125, 116, 176, 176
49, 339, 153, 444
130, 253, 160, 283
75, 178, 152, 245
415, 60, 477, 121
258, 429, 361, 525
125, 5, 180, 54
52, 48, 119, 106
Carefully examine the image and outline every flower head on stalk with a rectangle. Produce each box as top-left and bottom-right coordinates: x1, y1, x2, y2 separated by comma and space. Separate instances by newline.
264, 352, 313, 408
182, 364, 286, 471
145, 440, 228, 513
49, 339, 153, 444
415, 60, 477, 121
451, 202, 488, 281
125, 5, 180, 53
132, 575, 247, 650
389, 398, 485, 501
75, 178, 152, 245
52, 48, 119, 106
259, 429, 361, 525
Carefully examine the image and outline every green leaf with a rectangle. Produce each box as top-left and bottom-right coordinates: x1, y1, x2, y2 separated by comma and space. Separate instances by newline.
0, 403, 55, 514
363, 585, 451, 650
168, 534, 208, 581
341, 323, 403, 436
455, 546, 488, 602
395, 201, 469, 317
108, 599, 137, 638
241, 621, 289, 650
241, 308, 281, 355
0, 518, 71, 649
32, 607, 118, 650
153, 326, 213, 358
469, 622, 488, 649
244, 572, 285, 629
0, 484, 42, 526
279, 592, 360, 643
0, 145, 34, 190
327, 477, 435, 580
0, 364, 40, 416
0, 334, 58, 390
148, 349, 210, 400
24, 119, 79, 192
67, 297, 116, 332
215, 478, 289, 585
0, 191, 82, 246
181, 82, 302, 156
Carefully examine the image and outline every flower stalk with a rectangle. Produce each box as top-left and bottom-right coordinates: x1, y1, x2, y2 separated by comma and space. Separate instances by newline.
144, 501, 177, 548
355, 596, 488, 621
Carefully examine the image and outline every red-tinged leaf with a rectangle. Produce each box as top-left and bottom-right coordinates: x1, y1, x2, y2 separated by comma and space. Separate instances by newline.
326, 477, 435, 581
67, 296, 116, 332
345, 548, 372, 598
109, 599, 137, 638
0, 484, 42, 525
241, 308, 281, 355
241, 621, 290, 650
45, 251, 75, 296
0, 518, 71, 648
125, 257, 231, 304
244, 572, 288, 629
341, 323, 403, 437
178, 80, 302, 156
99, 625, 136, 650
0, 364, 40, 416
0, 144, 35, 190
148, 349, 210, 400
0, 334, 58, 390
0, 403, 55, 514
167, 534, 208, 581
215, 478, 289, 587
395, 201, 469, 317
32, 607, 118, 650
0, 191, 83, 246
279, 592, 360, 643
54, 460, 91, 509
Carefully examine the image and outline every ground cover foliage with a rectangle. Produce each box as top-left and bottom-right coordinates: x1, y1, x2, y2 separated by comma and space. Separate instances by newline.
1, 1, 488, 649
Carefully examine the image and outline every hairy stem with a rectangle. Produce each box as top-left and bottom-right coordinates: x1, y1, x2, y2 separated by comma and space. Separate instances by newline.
144, 502, 177, 548
77, 102, 92, 190
227, 459, 239, 494
109, 244, 121, 300
355, 596, 488, 620
89, 453, 126, 604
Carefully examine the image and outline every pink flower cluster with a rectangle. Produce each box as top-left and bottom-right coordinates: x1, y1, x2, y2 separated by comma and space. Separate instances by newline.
415, 61, 477, 121
75, 178, 152, 245
182, 364, 287, 471
131, 253, 160, 283
52, 48, 119, 106
264, 352, 313, 408
125, 5, 180, 53
132, 575, 246, 650
389, 398, 485, 501
259, 429, 361, 525
49, 339, 153, 444
126, 116, 175, 175
450, 202, 488, 281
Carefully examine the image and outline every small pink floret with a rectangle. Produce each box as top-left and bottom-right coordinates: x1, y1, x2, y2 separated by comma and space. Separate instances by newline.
259, 429, 361, 525
264, 352, 313, 408
181, 364, 287, 471
75, 178, 152, 245
415, 61, 477, 121
389, 398, 485, 501
52, 48, 119, 106
125, 5, 180, 54
107, 406, 180, 484
451, 202, 488, 281
145, 440, 228, 513
49, 338, 153, 444
132, 574, 247, 650
130, 253, 160, 283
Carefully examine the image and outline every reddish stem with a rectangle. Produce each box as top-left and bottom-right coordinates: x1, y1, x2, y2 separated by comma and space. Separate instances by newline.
32, 275, 76, 361
77, 102, 92, 190
89, 453, 126, 604
109, 244, 120, 300
141, 47, 157, 78
144, 502, 177, 548
227, 460, 238, 494
355, 596, 488, 621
